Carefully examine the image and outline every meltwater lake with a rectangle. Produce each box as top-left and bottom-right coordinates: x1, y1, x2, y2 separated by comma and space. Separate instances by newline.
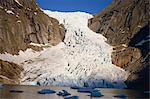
0, 84, 149, 99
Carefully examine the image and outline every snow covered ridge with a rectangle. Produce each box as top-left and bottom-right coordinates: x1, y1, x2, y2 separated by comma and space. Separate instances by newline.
0, 10, 129, 88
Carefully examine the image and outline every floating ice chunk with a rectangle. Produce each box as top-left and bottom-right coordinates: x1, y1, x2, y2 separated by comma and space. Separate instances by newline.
57, 90, 71, 96
77, 87, 96, 93
64, 96, 79, 99
90, 90, 104, 97
37, 89, 56, 94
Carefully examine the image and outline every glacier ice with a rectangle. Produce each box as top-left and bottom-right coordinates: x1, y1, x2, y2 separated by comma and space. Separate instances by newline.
0, 11, 129, 88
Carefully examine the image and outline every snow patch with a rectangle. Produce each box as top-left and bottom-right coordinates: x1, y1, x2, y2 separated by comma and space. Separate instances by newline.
27, 8, 31, 11
34, 12, 37, 15
14, 0, 23, 6
122, 44, 127, 47
16, 14, 19, 18
6, 10, 14, 14
17, 20, 21, 23
11, 8, 14, 10
30, 43, 51, 47
0, 6, 3, 9
0, 49, 43, 64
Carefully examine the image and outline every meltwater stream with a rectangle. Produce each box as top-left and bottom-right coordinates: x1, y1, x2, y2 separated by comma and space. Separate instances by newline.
0, 11, 129, 88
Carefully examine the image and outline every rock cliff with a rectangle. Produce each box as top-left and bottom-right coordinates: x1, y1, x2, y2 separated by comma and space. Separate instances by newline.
88, 0, 149, 89
0, 0, 66, 84
0, 59, 23, 84
0, 0, 66, 55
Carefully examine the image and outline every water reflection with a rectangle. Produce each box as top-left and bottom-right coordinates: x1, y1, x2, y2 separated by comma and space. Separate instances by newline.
0, 85, 149, 99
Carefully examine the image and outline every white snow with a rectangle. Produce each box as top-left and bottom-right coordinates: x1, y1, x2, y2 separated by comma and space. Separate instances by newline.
122, 44, 127, 47
34, 12, 37, 15
30, 43, 45, 47
0, 49, 42, 64
16, 14, 19, 18
0, 6, 3, 9
14, 0, 23, 7
0, 11, 129, 88
138, 25, 142, 28
27, 8, 31, 11
11, 8, 15, 10
17, 20, 21, 23
6, 10, 14, 14
30, 42, 52, 47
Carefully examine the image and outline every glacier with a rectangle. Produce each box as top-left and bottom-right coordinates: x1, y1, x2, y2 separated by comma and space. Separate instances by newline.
0, 10, 129, 88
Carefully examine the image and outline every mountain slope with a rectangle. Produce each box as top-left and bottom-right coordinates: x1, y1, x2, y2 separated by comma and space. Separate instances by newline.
0, 11, 129, 88
0, 0, 65, 55
0, 59, 23, 84
88, 0, 149, 89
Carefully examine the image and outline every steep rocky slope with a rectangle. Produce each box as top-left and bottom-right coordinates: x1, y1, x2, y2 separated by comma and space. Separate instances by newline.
0, 59, 23, 84
0, 11, 129, 88
88, 0, 149, 89
0, 0, 65, 55
0, 0, 149, 89
0, 0, 65, 84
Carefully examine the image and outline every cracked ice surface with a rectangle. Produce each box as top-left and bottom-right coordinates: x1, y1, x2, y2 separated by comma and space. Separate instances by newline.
0, 11, 129, 88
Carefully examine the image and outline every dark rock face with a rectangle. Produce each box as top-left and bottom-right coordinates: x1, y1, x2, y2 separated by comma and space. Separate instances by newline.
0, 59, 23, 84
88, 0, 148, 45
125, 53, 149, 90
112, 47, 141, 68
125, 24, 150, 90
88, 0, 149, 89
0, 0, 66, 54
